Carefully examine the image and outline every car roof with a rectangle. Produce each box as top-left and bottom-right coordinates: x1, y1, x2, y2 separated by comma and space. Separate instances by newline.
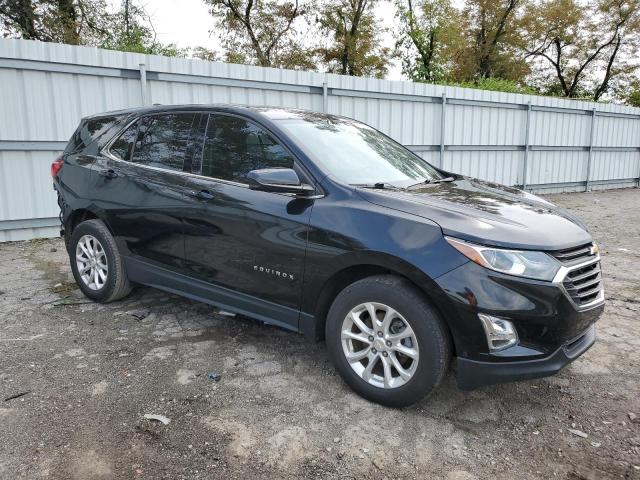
83, 104, 343, 123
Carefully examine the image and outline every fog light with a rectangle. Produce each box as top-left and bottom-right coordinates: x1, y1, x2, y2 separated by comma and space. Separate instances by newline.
478, 314, 518, 352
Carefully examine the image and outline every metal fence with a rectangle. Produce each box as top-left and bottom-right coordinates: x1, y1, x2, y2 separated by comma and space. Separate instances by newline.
1, 38, 639, 241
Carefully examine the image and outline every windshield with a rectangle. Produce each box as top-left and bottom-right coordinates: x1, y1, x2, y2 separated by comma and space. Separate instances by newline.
274, 113, 441, 187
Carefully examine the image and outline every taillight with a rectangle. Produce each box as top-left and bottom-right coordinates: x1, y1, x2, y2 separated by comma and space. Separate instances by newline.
51, 156, 64, 179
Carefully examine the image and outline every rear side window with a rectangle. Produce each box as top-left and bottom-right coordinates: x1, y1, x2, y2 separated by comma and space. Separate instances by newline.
130, 113, 196, 171
110, 122, 138, 160
65, 115, 121, 153
201, 115, 294, 183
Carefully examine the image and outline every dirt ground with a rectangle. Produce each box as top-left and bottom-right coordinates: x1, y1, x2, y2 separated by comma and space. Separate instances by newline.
0, 188, 639, 480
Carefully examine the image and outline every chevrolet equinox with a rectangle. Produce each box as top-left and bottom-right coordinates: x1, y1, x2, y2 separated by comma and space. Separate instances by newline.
52, 105, 604, 407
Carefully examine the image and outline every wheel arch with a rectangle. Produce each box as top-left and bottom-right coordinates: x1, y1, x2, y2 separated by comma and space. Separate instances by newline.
304, 253, 457, 353
63, 208, 115, 251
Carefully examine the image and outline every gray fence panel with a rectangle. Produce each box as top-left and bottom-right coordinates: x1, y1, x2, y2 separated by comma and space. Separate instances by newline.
0, 38, 639, 241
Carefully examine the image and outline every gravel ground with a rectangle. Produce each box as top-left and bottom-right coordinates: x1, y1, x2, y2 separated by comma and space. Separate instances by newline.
1, 188, 639, 480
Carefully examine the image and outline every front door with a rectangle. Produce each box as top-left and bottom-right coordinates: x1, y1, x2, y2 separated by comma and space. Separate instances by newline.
182, 114, 315, 327
90, 112, 199, 271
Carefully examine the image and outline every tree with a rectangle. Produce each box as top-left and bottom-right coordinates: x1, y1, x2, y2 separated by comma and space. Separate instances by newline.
0, 0, 40, 40
627, 81, 640, 106
524, 0, 640, 99
204, 0, 315, 69
315, 0, 391, 78
0, 0, 184, 56
456, 0, 529, 81
191, 46, 221, 61
98, 1, 185, 56
1, 0, 111, 44
395, 0, 462, 82
394, 0, 529, 84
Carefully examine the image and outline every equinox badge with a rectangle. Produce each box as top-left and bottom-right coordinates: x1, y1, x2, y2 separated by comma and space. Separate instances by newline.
254, 265, 294, 280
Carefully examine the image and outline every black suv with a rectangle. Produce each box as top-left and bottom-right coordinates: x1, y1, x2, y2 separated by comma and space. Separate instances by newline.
53, 105, 604, 407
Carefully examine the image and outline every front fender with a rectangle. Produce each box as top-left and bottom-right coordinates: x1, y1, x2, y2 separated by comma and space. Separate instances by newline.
301, 193, 469, 337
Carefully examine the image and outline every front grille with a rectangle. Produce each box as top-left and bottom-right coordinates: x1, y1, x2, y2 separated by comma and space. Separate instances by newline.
550, 243, 595, 266
563, 262, 602, 305
550, 243, 603, 308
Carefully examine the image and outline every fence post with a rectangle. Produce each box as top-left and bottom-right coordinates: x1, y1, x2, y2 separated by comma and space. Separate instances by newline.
440, 93, 446, 168
637, 149, 640, 187
585, 108, 596, 192
322, 80, 328, 113
522, 101, 532, 190
139, 63, 148, 106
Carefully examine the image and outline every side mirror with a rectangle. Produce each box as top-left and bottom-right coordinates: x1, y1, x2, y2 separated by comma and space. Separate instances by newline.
246, 168, 315, 196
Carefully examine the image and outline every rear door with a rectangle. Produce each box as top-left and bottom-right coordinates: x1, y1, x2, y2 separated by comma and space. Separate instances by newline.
90, 112, 199, 271
181, 113, 316, 327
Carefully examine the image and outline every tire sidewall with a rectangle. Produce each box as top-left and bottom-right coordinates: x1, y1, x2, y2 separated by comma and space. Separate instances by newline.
69, 221, 119, 302
326, 277, 448, 407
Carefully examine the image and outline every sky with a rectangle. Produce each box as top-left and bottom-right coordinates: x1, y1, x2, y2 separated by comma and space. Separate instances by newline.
140, 0, 404, 80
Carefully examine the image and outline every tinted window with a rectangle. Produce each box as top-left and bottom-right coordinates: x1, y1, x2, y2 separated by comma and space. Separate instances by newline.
65, 115, 121, 153
110, 121, 138, 160
274, 112, 442, 187
201, 115, 294, 183
131, 113, 196, 171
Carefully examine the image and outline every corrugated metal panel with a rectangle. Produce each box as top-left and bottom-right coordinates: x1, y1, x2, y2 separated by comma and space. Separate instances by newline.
530, 110, 592, 147
0, 225, 59, 242
445, 104, 526, 146
590, 150, 639, 181
593, 116, 640, 148
527, 150, 588, 185
445, 150, 522, 185
0, 38, 639, 241
0, 150, 59, 221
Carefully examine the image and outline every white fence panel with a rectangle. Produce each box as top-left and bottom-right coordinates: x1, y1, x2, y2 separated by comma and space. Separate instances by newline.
0, 38, 639, 240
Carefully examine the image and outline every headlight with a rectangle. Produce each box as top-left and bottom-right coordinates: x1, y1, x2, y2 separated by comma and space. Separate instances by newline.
445, 236, 560, 281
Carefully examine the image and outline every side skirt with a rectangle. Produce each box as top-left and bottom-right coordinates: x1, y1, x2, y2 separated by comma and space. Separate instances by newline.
125, 256, 301, 333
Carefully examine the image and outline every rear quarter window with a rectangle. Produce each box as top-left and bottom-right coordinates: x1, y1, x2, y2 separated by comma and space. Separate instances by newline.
65, 115, 123, 153
109, 121, 139, 161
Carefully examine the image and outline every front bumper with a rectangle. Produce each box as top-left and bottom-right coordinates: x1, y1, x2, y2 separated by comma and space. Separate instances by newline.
432, 259, 604, 388
456, 325, 596, 390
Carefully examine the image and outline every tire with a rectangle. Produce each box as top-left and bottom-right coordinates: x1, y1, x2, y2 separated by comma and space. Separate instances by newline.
325, 275, 451, 407
69, 219, 132, 303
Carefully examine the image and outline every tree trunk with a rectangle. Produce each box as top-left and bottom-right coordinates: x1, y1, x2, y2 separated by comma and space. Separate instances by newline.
56, 0, 80, 44
0, 0, 40, 40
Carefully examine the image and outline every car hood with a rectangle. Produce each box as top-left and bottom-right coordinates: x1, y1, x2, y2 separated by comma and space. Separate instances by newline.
356, 176, 592, 250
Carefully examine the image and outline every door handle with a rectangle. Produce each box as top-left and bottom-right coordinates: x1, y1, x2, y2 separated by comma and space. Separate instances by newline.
189, 189, 215, 200
98, 169, 118, 179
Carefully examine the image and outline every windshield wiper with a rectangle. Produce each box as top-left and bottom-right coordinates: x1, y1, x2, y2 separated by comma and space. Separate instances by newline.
406, 176, 455, 190
352, 182, 403, 190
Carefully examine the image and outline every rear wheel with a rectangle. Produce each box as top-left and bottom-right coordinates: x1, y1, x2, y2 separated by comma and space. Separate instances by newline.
326, 275, 451, 407
69, 219, 132, 303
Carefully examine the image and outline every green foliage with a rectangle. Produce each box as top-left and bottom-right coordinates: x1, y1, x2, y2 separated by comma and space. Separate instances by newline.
0, 0, 112, 45
395, 0, 463, 83
191, 47, 220, 62
445, 77, 536, 94
99, 2, 186, 56
627, 82, 640, 107
459, 0, 529, 81
522, 0, 640, 100
0, 0, 185, 57
316, 0, 391, 78
204, 0, 314, 69
395, 0, 639, 102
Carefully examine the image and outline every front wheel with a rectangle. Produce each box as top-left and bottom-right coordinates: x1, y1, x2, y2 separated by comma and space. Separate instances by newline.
69, 219, 132, 303
326, 275, 451, 407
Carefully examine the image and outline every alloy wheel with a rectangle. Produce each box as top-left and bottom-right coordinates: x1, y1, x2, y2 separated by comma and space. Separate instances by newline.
341, 302, 419, 389
75, 234, 108, 291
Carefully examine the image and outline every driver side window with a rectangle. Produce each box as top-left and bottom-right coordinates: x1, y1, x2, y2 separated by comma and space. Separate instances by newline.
200, 115, 294, 183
